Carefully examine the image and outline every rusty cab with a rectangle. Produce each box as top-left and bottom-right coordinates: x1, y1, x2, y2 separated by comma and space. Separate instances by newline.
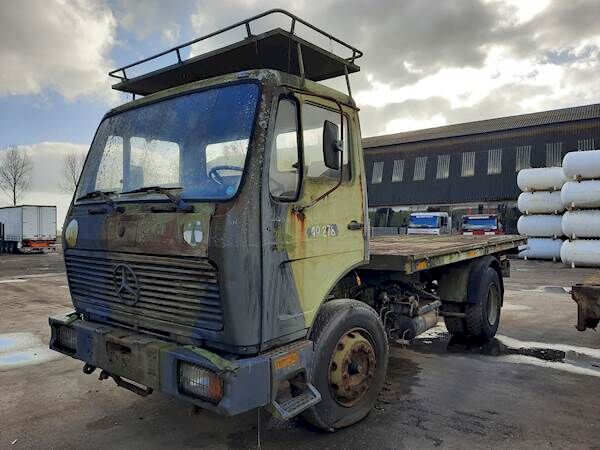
50, 10, 524, 431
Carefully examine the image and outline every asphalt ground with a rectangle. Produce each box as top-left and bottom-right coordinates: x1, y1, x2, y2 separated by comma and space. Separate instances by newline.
1, 253, 599, 449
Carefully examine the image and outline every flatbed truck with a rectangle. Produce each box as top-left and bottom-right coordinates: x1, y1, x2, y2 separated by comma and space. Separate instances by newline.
49, 10, 525, 431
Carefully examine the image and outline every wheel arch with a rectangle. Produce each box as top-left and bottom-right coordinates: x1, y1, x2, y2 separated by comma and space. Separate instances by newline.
438, 255, 504, 305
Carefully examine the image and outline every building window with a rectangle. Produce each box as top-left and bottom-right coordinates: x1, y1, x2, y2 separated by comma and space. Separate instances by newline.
546, 142, 563, 167
515, 145, 531, 172
413, 157, 427, 181
487, 148, 502, 174
436, 154, 450, 179
461, 152, 475, 177
371, 161, 384, 184
578, 138, 595, 151
391, 159, 404, 182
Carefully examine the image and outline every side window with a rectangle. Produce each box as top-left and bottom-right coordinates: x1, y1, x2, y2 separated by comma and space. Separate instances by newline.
269, 99, 300, 200
302, 103, 349, 180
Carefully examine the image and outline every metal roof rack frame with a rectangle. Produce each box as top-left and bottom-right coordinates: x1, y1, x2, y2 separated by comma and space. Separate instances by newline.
109, 9, 362, 98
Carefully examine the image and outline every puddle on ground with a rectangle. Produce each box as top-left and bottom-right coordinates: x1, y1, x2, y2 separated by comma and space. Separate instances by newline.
409, 333, 565, 362
406, 325, 600, 379
0, 332, 62, 370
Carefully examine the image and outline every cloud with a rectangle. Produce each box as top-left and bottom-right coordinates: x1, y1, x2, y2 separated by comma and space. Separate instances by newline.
0, 0, 117, 101
115, 0, 197, 45
0, 143, 88, 227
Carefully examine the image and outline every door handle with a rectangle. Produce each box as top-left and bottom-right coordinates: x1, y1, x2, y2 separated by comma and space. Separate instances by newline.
347, 220, 364, 230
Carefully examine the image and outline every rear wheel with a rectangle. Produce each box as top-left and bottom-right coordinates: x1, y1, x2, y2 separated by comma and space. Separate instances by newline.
465, 267, 502, 340
302, 299, 388, 431
444, 266, 502, 341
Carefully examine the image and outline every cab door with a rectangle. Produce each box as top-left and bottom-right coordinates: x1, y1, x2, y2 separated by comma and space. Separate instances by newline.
261, 93, 367, 345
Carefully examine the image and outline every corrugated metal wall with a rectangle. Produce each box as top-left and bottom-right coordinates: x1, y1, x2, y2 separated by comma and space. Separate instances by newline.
364, 119, 600, 207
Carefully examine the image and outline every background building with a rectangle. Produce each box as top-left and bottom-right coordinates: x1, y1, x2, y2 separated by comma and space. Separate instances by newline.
363, 103, 600, 233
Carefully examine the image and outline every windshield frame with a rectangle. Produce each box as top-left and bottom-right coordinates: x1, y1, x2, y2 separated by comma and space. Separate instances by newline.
462, 216, 498, 230
74, 79, 263, 206
408, 215, 441, 229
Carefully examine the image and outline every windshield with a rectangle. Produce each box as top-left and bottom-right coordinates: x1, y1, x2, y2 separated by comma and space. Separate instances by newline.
409, 215, 440, 228
462, 217, 498, 230
76, 83, 260, 202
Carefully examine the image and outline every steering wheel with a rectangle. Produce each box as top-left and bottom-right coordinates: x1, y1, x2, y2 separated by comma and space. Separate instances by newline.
208, 165, 244, 185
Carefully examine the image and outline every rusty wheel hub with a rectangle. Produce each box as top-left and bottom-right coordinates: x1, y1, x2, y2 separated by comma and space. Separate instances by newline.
329, 329, 376, 407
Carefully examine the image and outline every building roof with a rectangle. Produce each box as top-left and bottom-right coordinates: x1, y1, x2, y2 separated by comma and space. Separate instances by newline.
363, 103, 600, 149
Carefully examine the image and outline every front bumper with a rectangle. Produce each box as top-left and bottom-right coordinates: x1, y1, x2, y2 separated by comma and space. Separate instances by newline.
49, 314, 285, 416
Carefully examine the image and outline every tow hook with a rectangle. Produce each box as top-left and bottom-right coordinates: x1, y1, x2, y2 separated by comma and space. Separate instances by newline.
97, 369, 154, 397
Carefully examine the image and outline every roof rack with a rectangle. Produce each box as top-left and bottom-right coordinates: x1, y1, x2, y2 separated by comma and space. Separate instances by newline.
109, 9, 362, 97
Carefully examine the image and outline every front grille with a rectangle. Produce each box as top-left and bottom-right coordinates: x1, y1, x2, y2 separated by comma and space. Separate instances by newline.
65, 249, 223, 333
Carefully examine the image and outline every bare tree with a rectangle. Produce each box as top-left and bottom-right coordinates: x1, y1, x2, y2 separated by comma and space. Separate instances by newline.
59, 152, 86, 194
0, 146, 33, 206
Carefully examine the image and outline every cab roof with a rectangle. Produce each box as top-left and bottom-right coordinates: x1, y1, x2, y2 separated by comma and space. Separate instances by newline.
110, 9, 361, 97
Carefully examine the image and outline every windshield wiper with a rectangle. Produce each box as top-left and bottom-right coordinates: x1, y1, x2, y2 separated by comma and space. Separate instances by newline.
76, 190, 123, 214
120, 186, 193, 212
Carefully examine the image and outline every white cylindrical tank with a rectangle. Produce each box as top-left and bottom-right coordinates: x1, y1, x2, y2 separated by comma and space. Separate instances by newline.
517, 214, 563, 237
518, 191, 564, 214
561, 180, 600, 209
520, 238, 563, 261
562, 210, 600, 238
517, 167, 567, 192
563, 150, 600, 180
561, 239, 600, 267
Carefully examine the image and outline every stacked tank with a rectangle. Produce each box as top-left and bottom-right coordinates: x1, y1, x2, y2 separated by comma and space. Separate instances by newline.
517, 167, 567, 261
561, 150, 600, 267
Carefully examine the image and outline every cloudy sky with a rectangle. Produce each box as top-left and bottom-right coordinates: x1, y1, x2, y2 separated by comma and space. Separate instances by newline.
1, 0, 600, 224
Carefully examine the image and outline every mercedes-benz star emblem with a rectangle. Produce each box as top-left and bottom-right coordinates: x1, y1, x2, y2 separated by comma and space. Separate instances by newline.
112, 264, 140, 306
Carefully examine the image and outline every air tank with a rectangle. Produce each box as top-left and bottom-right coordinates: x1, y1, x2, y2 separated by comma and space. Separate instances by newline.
561, 180, 600, 209
520, 238, 563, 261
517, 167, 567, 192
517, 214, 563, 237
562, 210, 600, 238
560, 239, 600, 267
563, 150, 600, 180
517, 191, 564, 214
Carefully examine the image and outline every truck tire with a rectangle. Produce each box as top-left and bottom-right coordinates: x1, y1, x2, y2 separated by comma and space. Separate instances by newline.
464, 267, 502, 340
443, 303, 467, 337
302, 299, 388, 431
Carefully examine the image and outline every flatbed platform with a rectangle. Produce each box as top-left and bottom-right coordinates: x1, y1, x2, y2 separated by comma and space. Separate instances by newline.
367, 234, 526, 274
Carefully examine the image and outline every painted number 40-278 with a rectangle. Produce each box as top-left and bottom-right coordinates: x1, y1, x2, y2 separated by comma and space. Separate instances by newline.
307, 224, 339, 238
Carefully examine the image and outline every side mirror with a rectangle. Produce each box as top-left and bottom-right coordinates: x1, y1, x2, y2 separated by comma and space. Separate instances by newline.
323, 120, 342, 170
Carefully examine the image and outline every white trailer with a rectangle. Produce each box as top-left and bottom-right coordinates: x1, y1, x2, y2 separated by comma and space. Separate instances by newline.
0, 205, 57, 253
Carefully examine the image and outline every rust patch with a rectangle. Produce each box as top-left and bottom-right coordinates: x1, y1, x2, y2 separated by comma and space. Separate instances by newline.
291, 208, 306, 234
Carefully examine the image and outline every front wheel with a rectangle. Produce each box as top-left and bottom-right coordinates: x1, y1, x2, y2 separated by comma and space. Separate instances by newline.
302, 299, 388, 431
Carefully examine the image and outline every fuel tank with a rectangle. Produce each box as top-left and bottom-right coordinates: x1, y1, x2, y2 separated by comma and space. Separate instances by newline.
518, 191, 564, 214
517, 214, 563, 238
517, 167, 567, 192
563, 150, 600, 180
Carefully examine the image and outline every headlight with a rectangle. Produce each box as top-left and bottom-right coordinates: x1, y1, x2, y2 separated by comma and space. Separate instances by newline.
55, 326, 77, 352
178, 362, 223, 403
64, 219, 79, 248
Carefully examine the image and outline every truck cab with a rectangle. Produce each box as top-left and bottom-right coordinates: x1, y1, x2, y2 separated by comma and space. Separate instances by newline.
407, 212, 451, 235
461, 214, 503, 235
49, 10, 523, 431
